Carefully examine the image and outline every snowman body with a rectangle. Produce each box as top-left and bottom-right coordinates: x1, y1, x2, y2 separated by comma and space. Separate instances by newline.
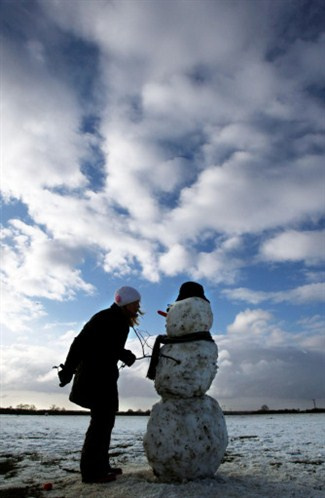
144, 297, 228, 481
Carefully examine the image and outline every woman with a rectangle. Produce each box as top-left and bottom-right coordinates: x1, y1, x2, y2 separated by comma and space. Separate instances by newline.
58, 286, 141, 483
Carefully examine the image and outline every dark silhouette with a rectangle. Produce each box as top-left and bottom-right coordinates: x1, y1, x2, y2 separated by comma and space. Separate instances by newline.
58, 286, 141, 484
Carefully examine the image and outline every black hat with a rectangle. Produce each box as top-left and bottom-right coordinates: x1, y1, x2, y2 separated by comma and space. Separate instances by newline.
175, 281, 209, 302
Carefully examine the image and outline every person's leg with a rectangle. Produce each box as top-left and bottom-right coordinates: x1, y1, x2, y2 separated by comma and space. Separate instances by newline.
80, 404, 116, 481
81, 407, 115, 476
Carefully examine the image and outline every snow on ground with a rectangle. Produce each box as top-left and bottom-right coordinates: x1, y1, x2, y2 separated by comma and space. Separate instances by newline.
0, 414, 324, 497
1, 459, 324, 498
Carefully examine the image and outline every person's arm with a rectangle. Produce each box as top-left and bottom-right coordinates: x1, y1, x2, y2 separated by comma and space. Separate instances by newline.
58, 325, 91, 386
110, 307, 136, 367
119, 348, 136, 366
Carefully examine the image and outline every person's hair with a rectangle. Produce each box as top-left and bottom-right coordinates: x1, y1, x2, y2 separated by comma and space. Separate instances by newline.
131, 308, 144, 326
123, 307, 144, 327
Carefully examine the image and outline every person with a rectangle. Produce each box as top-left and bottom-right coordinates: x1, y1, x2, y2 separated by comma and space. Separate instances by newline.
58, 286, 141, 483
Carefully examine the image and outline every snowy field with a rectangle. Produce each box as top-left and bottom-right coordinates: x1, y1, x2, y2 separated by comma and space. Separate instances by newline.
0, 413, 324, 497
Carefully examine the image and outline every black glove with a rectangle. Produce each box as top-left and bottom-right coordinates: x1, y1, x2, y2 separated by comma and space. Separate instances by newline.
58, 364, 74, 387
121, 350, 136, 367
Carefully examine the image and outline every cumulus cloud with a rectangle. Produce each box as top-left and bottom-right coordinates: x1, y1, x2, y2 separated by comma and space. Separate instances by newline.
261, 230, 325, 264
0, 330, 75, 396
2, 0, 324, 290
227, 309, 273, 337
162, 153, 324, 239
0, 219, 95, 332
0, 288, 46, 334
223, 282, 325, 305
2, 220, 94, 298
2, 38, 88, 202
1, 344, 57, 390
210, 309, 325, 404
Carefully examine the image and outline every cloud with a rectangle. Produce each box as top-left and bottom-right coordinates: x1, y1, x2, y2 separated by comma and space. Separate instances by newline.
298, 314, 325, 335
0, 325, 82, 404
0, 219, 94, 332
2, 0, 324, 285
0, 330, 157, 409
210, 309, 325, 402
40, 0, 271, 70
2, 36, 89, 202
1, 219, 94, 299
158, 244, 192, 276
1, 342, 65, 393
223, 282, 325, 305
2, 309, 323, 411
159, 235, 243, 283
261, 230, 325, 264
0, 287, 46, 334
161, 153, 324, 240
227, 309, 273, 336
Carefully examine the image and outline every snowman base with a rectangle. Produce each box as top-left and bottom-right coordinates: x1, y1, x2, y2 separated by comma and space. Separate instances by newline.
143, 395, 228, 482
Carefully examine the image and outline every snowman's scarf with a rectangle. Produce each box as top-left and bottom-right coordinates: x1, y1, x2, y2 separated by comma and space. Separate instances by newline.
146, 331, 214, 380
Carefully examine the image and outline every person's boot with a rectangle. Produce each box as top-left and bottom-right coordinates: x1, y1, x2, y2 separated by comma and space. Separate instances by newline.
82, 472, 116, 484
108, 466, 123, 475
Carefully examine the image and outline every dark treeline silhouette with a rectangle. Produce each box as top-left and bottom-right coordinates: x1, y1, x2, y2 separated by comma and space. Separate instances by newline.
0, 406, 324, 416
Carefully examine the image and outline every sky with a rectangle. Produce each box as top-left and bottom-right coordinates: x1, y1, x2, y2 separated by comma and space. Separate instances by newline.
1, 0, 324, 412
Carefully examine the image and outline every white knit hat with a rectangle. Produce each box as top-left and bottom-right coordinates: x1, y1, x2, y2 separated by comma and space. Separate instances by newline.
114, 286, 141, 307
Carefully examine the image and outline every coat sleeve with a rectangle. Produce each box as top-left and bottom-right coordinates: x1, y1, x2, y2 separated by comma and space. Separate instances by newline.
119, 348, 135, 364
63, 324, 92, 373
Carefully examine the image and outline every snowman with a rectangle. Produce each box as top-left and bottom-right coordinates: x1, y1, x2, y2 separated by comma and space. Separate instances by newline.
144, 282, 228, 482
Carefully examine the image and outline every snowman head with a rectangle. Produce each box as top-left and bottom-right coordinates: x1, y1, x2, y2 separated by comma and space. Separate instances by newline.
166, 297, 213, 337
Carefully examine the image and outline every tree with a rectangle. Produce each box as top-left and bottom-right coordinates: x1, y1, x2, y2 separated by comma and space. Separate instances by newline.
16, 404, 36, 411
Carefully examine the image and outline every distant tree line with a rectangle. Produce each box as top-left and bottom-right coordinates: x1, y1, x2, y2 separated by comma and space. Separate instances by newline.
0, 405, 151, 416
0, 404, 323, 416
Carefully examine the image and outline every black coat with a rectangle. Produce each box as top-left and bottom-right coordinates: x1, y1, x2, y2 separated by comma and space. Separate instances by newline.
64, 303, 132, 409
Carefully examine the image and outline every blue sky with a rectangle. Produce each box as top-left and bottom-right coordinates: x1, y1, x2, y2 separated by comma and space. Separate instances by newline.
1, 0, 324, 411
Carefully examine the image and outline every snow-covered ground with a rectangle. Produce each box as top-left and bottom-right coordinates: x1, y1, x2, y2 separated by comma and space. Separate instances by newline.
0, 413, 324, 497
